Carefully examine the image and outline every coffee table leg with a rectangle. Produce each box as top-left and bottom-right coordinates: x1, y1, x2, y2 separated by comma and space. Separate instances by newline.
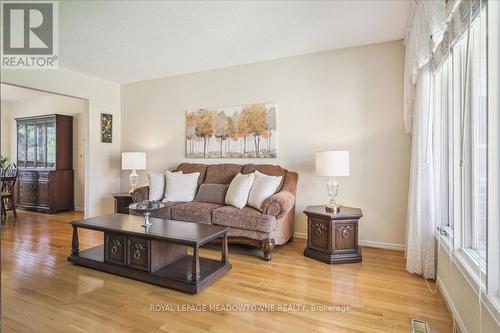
192, 246, 200, 281
221, 233, 228, 264
71, 225, 79, 256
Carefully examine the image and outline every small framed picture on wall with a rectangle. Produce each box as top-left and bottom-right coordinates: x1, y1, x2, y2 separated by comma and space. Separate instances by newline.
100, 113, 113, 143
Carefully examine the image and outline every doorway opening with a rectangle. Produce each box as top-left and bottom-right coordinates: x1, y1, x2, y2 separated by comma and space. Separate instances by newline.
1, 83, 89, 216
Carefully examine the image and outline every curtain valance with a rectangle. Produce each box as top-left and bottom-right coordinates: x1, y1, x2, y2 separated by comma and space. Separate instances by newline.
403, 0, 486, 133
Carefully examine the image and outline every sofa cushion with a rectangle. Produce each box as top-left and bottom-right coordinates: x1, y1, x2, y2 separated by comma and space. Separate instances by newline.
131, 201, 181, 220
170, 202, 223, 224
148, 172, 166, 201
163, 171, 200, 202
195, 184, 229, 204
173, 163, 207, 185
204, 164, 242, 184
242, 164, 286, 190
247, 170, 283, 211
225, 173, 255, 209
148, 171, 182, 201
212, 206, 276, 233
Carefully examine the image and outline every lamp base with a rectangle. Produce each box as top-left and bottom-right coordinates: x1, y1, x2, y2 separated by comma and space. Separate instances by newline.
129, 169, 139, 195
325, 204, 341, 213
326, 177, 341, 213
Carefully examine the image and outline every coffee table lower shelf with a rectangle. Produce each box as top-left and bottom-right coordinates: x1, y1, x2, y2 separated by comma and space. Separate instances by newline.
68, 245, 231, 294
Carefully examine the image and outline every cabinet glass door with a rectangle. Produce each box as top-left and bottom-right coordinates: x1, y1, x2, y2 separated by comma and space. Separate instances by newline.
36, 122, 46, 167
17, 123, 26, 167
47, 121, 56, 168
26, 123, 36, 167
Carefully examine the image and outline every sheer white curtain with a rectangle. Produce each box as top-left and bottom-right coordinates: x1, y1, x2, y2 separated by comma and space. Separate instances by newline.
404, 0, 449, 279
406, 63, 450, 279
406, 65, 436, 278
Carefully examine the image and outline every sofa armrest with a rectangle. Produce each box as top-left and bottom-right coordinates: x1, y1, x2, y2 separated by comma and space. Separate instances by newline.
262, 191, 295, 219
132, 186, 149, 202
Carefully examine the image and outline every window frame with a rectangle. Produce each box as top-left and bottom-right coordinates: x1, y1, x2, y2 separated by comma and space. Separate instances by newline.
447, 11, 488, 276
486, 0, 500, 310
437, 0, 500, 320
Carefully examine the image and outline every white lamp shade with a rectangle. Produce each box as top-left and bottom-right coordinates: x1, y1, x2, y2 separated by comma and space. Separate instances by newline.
121, 152, 146, 170
315, 151, 350, 177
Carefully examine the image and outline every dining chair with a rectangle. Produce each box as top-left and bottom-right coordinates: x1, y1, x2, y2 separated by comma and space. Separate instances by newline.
1, 163, 18, 218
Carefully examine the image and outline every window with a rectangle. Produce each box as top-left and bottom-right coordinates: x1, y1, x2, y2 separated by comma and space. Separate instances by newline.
434, 9, 488, 269
434, 2, 500, 314
432, 0, 500, 314
451, 13, 488, 266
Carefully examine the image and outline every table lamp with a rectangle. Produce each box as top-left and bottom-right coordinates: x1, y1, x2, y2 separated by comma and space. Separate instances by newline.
122, 152, 146, 194
315, 151, 350, 213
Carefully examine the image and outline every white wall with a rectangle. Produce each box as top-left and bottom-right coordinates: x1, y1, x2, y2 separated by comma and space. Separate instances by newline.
0, 101, 13, 159
1, 68, 121, 217
121, 40, 411, 247
5, 94, 87, 211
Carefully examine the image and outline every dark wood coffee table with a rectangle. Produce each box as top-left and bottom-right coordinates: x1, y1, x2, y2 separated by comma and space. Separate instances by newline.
67, 214, 231, 294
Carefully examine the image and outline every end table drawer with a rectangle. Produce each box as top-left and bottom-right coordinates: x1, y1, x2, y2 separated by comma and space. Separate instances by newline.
308, 217, 331, 252
117, 200, 132, 214
113, 193, 134, 215
127, 237, 150, 271
334, 222, 357, 251
104, 233, 126, 266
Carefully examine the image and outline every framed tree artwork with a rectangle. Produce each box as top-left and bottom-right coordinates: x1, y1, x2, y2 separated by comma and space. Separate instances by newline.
186, 103, 277, 158
100, 113, 113, 143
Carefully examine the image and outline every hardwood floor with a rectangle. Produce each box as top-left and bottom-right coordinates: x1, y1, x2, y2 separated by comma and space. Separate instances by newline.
1, 210, 452, 333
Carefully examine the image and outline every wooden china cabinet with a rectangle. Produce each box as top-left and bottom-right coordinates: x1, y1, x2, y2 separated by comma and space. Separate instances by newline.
16, 114, 74, 213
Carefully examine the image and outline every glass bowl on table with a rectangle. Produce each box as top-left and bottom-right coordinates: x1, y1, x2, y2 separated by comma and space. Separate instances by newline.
129, 200, 165, 229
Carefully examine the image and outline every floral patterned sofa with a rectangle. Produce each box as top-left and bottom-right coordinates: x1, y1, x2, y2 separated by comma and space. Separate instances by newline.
131, 163, 298, 260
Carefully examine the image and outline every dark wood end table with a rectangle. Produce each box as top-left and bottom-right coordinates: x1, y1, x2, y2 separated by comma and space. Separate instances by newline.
113, 192, 133, 214
68, 214, 231, 294
303, 205, 363, 264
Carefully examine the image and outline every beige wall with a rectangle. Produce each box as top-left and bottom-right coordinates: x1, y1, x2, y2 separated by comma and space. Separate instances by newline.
1, 68, 121, 217
5, 94, 87, 211
1, 101, 13, 159
437, 244, 500, 333
121, 40, 411, 247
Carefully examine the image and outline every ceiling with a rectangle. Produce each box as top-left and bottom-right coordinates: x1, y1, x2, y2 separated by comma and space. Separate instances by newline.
59, 1, 410, 83
0, 84, 53, 102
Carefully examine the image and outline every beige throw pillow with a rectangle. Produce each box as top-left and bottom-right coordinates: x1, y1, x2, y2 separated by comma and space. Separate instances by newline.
247, 171, 283, 211
148, 172, 165, 201
225, 173, 255, 209
163, 171, 200, 202
148, 171, 182, 201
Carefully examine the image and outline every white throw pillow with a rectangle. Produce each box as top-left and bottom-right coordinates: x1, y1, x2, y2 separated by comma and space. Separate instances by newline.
247, 171, 283, 211
163, 171, 200, 202
148, 172, 165, 201
225, 173, 255, 209
148, 171, 182, 201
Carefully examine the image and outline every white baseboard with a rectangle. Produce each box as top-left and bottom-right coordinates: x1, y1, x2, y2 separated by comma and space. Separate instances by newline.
293, 232, 307, 239
293, 232, 405, 251
437, 276, 468, 333
358, 240, 405, 251
74, 206, 84, 212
